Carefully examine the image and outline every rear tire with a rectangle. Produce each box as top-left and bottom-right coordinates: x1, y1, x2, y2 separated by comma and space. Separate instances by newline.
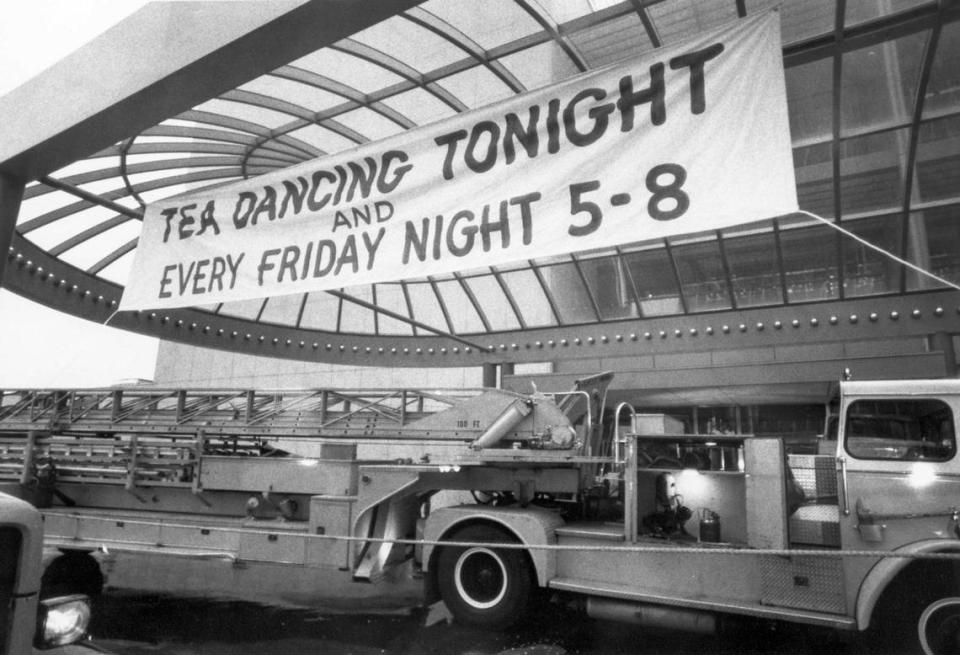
436, 524, 534, 628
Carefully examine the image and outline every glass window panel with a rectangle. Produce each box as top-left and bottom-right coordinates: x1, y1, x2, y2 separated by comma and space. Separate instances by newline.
163, 116, 217, 129
434, 279, 485, 333
97, 249, 136, 285
923, 20, 960, 118
500, 269, 557, 327
671, 240, 731, 313
568, 13, 651, 69
779, 223, 840, 302
379, 87, 459, 127
19, 188, 96, 228
139, 177, 241, 204
48, 169, 124, 194
540, 261, 597, 324
124, 152, 200, 166
334, 107, 405, 142
841, 32, 927, 134
135, 135, 204, 145
197, 98, 293, 130
845, 0, 930, 27
218, 298, 265, 321
126, 167, 218, 190
906, 205, 960, 291
65, 179, 125, 202
839, 128, 909, 216
371, 283, 415, 336
722, 230, 783, 308
339, 285, 376, 334
51, 159, 122, 184
536, 0, 616, 24
463, 275, 522, 331
299, 291, 341, 330
421, 0, 541, 50
61, 226, 139, 273
405, 281, 451, 333
239, 75, 345, 113
247, 154, 299, 172
292, 48, 405, 95
794, 143, 835, 218
498, 41, 582, 92
259, 294, 304, 326
577, 256, 636, 320
24, 204, 117, 246
648, 1, 739, 45
101, 221, 143, 252
438, 65, 515, 108
786, 58, 833, 143
287, 124, 357, 155
752, 0, 834, 46
621, 248, 682, 317
351, 15, 464, 74
71, 178, 126, 199
915, 116, 960, 204
840, 215, 902, 297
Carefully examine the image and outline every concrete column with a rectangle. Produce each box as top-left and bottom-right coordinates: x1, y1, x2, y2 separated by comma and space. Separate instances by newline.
929, 331, 958, 377
0, 172, 25, 287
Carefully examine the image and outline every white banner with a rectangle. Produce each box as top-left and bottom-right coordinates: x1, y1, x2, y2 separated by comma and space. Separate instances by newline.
120, 11, 796, 311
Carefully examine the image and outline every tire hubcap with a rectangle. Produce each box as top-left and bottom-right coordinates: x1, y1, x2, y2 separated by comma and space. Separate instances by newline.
454, 547, 507, 610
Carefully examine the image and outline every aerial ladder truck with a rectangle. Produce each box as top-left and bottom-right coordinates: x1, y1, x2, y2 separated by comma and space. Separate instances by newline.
0, 374, 958, 654
0, 374, 610, 610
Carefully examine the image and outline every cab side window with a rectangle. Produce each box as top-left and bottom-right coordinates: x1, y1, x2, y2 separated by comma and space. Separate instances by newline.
845, 399, 956, 461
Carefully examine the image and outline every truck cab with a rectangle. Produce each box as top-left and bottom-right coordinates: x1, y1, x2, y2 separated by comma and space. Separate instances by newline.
0, 492, 92, 654
833, 380, 960, 653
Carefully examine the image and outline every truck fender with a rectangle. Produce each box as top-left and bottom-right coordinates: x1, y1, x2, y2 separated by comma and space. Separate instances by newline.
856, 539, 960, 630
422, 505, 564, 586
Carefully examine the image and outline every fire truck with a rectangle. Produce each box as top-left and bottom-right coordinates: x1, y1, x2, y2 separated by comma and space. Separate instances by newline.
0, 375, 958, 654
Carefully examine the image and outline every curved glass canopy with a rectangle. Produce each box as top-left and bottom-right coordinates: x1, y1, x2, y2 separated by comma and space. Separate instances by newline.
4, 0, 960, 365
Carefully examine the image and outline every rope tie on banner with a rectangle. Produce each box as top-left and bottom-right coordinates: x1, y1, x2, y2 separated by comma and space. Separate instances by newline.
43, 511, 960, 561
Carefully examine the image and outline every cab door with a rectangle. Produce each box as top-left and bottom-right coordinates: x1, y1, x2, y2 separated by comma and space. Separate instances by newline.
837, 394, 959, 584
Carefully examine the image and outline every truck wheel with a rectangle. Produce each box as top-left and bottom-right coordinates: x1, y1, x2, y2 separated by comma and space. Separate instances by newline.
437, 524, 534, 628
918, 597, 960, 655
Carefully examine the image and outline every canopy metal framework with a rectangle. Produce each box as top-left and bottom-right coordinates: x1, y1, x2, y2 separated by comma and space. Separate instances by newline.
1, 0, 960, 367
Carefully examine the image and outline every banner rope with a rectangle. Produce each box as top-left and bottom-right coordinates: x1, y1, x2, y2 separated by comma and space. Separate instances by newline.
102, 308, 121, 327
100, 210, 957, 325
43, 511, 960, 561
797, 210, 960, 294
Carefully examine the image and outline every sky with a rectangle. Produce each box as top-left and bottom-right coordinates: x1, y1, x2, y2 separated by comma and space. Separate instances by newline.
0, 1, 159, 387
